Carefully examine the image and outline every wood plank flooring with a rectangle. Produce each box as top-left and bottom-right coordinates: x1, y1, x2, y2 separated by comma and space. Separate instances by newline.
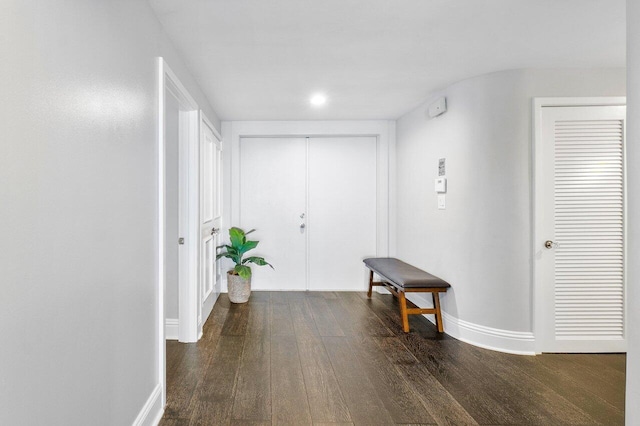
161, 292, 625, 425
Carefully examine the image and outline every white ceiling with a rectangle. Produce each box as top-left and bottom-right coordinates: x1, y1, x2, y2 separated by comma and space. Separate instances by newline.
149, 0, 625, 121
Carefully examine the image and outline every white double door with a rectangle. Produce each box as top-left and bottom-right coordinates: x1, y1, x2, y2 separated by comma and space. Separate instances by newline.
240, 136, 377, 291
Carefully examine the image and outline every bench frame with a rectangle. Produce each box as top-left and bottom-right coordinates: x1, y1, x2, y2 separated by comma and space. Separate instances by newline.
367, 270, 446, 333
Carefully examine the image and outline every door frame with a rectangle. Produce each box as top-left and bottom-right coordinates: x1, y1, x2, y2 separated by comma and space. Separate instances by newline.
157, 57, 201, 406
223, 121, 395, 292
532, 96, 627, 353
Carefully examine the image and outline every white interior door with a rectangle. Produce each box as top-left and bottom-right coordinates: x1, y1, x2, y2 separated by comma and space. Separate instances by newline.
239, 137, 307, 290
308, 137, 377, 290
200, 119, 222, 308
536, 104, 626, 353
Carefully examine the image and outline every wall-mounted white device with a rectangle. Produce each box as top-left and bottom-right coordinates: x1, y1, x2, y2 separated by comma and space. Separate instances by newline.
435, 177, 447, 193
428, 97, 447, 118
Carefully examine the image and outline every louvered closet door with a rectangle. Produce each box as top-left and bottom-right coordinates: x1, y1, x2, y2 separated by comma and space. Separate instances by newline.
538, 105, 626, 353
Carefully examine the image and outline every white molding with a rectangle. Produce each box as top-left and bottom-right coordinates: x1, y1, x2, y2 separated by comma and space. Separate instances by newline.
533, 96, 626, 109
160, 58, 200, 344
200, 290, 216, 330
165, 319, 179, 341
157, 56, 202, 413
201, 112, 222, 141
406, 293, 535, 355
532, 96, 627, 354
441, 312, 535, 355
132, 384, 163, 426
156, 57, 166, 411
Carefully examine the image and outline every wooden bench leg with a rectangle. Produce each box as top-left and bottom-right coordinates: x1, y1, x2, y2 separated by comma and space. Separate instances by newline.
432, 292, 444, 333
367, 270, 374, 298
398, 291, 410, 333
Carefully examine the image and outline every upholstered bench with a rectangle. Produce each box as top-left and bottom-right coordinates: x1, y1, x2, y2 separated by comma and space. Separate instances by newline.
363, 257, 450, 333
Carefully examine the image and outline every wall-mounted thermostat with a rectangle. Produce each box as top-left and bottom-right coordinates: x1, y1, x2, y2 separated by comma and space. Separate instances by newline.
435, 177, 447, 193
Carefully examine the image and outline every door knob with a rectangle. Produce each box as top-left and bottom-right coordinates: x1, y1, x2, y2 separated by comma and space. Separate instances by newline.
300, 223, 306, 229
544, 240, 557, 249
211, 227, 219, 235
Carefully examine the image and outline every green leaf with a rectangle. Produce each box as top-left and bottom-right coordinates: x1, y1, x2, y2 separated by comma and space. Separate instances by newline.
245, 229, 256, 235
229, 227, 245, 248
239, 240, 258, 255
243, 256, 274, 269
234, 264, 252, 279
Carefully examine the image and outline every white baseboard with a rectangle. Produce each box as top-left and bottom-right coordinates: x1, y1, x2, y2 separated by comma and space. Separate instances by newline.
405, 293, 535, 355
441, 311, 535, 355
132, 383, 163, 426
165, 319, 179, 340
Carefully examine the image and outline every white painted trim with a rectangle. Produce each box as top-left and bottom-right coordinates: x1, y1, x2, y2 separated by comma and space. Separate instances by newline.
165, 319, 179, 341
405, 293, 535, 355
533, 97, 626, 108
157, 56, 202, 413
441, 311, 536, 356
200, 290, 217, 330
201, 113, 222, 141
532, 96, 627, 354
161, 59, 200, 344
131, 384, 163, 426
156, 57, 166, 411
388, 121, 397, 257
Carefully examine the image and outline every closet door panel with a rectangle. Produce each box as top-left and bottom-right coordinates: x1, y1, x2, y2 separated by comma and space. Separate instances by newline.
308, 137, 377, 291
239, 137, 307, 290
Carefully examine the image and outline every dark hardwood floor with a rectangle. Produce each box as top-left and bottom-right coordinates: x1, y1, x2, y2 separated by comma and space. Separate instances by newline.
161, 292, 625, 425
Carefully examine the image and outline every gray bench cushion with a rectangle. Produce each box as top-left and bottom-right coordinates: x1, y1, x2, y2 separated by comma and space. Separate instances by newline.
363, 257, 450, 289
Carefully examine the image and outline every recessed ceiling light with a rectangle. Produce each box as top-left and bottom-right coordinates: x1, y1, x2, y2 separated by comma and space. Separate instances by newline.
310, 93, 327, 106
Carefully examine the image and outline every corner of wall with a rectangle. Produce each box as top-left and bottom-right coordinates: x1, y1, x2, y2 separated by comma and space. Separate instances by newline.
132, 384, 163, 426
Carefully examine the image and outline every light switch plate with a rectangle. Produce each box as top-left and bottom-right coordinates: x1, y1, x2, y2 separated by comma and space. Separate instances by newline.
438, 194, 446, 209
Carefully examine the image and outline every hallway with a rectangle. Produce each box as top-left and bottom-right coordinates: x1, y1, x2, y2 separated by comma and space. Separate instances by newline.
161, 292, 625, 425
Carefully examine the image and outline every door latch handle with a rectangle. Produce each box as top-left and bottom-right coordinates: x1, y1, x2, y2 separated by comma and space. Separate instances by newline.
211, 227, 219, 235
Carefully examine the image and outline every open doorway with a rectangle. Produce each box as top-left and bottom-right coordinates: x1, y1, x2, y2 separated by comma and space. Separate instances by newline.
157, 58, 201, 406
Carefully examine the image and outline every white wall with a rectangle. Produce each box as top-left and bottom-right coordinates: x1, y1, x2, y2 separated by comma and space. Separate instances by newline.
625, 1, 639, 423
395, 68, 625, 352
0, 1, 220, 424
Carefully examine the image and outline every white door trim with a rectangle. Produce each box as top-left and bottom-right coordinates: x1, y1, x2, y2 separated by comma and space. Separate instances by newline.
532, 96, 627, 354
223, 121, 394, 292
157, 57, 201, 408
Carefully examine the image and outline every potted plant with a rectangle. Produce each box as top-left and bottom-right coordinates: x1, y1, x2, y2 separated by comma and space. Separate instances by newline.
216, 227, 273, 303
